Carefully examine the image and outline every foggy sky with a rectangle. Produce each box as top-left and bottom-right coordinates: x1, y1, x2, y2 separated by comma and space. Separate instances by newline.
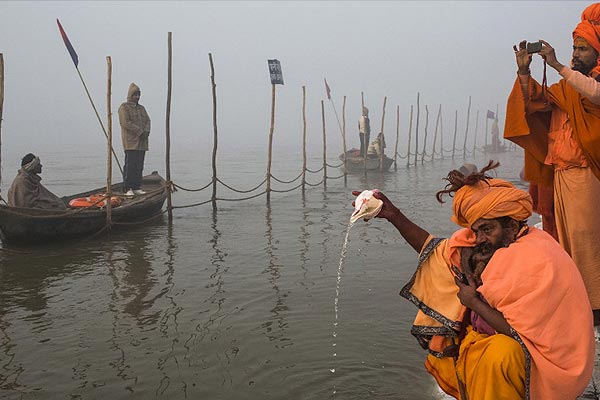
0, 1, 591, 164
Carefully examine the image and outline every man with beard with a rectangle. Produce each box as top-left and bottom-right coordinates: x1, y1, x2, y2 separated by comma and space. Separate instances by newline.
505, 3, 600, 329
353, 161, 594, 399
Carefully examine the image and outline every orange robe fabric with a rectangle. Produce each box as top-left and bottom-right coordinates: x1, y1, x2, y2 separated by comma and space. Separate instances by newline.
505, 75, 600, 186
505, 75, 600, 309
402, 227, 594, 400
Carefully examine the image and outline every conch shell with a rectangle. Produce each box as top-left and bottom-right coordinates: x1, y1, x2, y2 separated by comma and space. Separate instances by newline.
351, 189, 383, 223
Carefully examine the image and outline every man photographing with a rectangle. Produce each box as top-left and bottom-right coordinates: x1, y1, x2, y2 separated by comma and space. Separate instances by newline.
505, 2, 600, 330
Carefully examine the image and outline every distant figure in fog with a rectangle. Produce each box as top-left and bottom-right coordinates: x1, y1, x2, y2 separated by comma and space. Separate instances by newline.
7, 153, 66, 209
358, 106, 371, 158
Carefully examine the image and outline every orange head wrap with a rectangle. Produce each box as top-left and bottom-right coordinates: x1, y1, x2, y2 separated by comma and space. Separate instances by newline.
451, 178, 533, 228
574, 3, 600, 74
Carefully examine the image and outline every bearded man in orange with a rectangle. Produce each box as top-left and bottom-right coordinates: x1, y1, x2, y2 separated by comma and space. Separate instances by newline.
353, 161, 594, 399
505, 3, 600, 328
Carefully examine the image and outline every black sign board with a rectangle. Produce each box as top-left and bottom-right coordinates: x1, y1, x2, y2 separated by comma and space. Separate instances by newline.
267, 59, 284, 85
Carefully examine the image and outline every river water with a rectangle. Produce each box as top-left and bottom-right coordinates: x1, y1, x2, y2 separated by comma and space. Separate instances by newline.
0, 146, 527, 399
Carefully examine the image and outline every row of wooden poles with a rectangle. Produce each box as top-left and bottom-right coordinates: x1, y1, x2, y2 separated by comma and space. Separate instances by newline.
0, 33, 510, 227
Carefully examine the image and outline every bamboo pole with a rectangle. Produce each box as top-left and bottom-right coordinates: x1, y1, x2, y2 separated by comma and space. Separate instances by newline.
321, 100, 327, 191
473, 110, 479, 154
209, 53, 218, 209
394, 105, 399, 171
302, 86, 307, 192
361, 92, 366, 176
462, 96, 471, 158
165, 32, 173, 221
266, 83, 276, 204
485, 114, 489, 150
406, 105, 413, 168
451, 110, 458, 160
0, 54, 4, 189
431, 105, 441, 162
379, 96, 387, 172
414, 93, 420, 166
342, 95, 347, 185
439, 106, 444, 160
106, 56, 112, 228
421, 105, 429, 165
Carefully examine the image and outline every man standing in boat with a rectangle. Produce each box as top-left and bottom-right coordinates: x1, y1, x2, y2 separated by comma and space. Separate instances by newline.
505, 2, 600, 329
7, 153, 66, 209
118, 82, 151, 197
358, 106, 370, 158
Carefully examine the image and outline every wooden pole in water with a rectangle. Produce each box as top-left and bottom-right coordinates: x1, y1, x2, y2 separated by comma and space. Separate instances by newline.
209, 53, 218, 209
406, 105, 413, 168
431, 105, 441, 162
414, 92, 420, 166
439, 106, 444, 160
165, 32, 173, 222
266, 83, 276, 204
302, 86, 307, 192
342, 95, 347, 185
379, 96, 387, 172
361, 92, 366, 176
451, 110, 458, 160
462, 96, 471, 159
0, 54, 4, 189
394, 105, 399, 171
473, 110, 479, 154
321, 100, 327, 191
421, 105, 429, 165
485, 113, 489, 150
106, 56, 113, 228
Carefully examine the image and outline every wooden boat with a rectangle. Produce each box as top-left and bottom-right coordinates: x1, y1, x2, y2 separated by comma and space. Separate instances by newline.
339, 149, 395, 174
0, 171, 168, 244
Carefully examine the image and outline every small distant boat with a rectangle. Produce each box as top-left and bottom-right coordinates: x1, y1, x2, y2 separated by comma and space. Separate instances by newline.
339, 149, 395, 174
0, 171, 168, 244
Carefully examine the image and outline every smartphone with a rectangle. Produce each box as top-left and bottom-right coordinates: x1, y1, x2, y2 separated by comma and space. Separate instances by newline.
451, 265, 469, 285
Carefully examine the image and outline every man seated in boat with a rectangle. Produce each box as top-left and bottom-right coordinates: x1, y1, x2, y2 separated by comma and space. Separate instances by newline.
366, 132, 386, 158
353, 161, 594, 399
7, 153, 66, 210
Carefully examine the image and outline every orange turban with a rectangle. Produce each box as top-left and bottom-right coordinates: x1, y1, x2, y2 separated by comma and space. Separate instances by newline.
574, 3, 600, 74
451, 178, 533, 228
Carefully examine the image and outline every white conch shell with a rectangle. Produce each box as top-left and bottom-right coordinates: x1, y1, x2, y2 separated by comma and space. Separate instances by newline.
350, 189, 383, 223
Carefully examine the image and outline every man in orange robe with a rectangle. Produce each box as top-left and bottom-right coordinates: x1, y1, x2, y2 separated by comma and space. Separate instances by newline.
355, 162, 594, 399
505, 4, 600, 326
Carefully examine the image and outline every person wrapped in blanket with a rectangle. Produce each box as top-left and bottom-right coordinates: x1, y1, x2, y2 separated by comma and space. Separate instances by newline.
7, 153, 66, 210
353, 160, 594, 400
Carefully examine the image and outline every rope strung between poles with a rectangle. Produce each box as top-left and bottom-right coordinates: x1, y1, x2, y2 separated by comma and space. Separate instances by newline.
217, 177, 267, 193
172, 180, 212, 192
270, 171, 303, 184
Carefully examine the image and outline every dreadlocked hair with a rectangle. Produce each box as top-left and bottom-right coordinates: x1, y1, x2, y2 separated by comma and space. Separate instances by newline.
435, 160, 500, 204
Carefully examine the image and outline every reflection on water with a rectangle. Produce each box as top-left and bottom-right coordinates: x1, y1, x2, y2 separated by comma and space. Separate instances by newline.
0, 150, 525, 399
262, 207, 291, 349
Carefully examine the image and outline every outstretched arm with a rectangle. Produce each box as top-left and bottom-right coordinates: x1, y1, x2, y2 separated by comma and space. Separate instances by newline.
353, 190, 430, 253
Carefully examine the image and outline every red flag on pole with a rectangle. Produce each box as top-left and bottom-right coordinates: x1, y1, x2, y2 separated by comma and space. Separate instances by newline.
56, 19, 79, 67
324, 78, 331, 100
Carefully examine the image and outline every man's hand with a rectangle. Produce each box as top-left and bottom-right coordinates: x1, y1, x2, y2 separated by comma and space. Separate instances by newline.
539, 40, 564, 72
513, 40, 532, 75
454, 272, 480, 309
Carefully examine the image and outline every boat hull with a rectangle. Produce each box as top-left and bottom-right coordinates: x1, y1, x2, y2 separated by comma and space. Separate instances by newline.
339, 150, 395, 174
0, 172, 167, 244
